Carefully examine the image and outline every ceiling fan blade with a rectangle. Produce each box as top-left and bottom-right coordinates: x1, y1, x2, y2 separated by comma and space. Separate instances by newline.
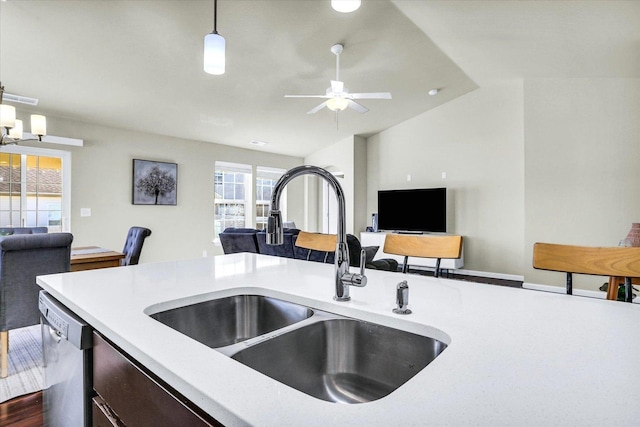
349, 92, 392, 100
348, 100, 369, 113
330, 80, 344, 93
307, 101, 328, 114
285, 95, 330, 98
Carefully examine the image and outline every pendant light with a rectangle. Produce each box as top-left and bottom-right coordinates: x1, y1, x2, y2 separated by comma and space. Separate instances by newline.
204, 0, 225, 75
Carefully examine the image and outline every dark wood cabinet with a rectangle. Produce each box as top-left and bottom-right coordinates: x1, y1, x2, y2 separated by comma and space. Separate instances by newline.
92, 332, 222, 427
92, 396, 124, 427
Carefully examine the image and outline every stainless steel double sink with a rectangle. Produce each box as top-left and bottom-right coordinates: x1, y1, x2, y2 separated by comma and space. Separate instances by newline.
149, 294, 447, 404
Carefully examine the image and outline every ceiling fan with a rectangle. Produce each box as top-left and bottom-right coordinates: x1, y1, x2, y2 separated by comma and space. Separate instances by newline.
285, 44, 392, 115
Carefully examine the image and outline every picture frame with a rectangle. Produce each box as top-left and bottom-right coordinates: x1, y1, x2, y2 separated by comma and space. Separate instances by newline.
132, 159, 178, 205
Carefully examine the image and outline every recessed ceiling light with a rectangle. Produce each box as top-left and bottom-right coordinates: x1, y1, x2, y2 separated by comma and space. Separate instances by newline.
428, 88, 439, 96
331, 0, 361, 13
250, 140, 268, 146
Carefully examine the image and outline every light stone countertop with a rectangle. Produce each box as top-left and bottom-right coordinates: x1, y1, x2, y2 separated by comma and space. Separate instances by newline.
37, 253, 640, 426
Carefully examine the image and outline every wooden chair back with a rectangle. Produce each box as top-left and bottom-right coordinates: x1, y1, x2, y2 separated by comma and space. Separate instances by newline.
294, 231, 337, 263
294, 231, 337, 252
383, 234, 463, 276
532, 242, 640, 301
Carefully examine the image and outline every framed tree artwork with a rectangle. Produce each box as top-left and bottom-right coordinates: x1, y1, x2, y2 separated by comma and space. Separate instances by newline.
132, 159, 178, 205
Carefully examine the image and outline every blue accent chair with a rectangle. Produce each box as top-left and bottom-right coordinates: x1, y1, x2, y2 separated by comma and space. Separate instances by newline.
0, 232, 74, 377
121, 227, 152, 266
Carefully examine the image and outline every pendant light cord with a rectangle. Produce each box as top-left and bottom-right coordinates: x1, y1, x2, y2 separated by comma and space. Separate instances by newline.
213, 0, 218, 34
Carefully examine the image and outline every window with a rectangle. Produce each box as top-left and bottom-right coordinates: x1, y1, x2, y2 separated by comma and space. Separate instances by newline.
255, 167, 286, 231
214, 162, 252, 236
0, 146, 70, 231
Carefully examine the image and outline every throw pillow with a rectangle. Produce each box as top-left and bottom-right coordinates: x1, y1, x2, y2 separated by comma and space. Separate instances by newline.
363, 246, 379, 264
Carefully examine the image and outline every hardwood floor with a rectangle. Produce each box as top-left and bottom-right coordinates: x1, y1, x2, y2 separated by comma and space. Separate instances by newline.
406, 268, 523, 288
0, 391, 43, 427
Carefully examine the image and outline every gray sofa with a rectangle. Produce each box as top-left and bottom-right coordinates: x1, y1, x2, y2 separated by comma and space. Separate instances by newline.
219, 227, 398, 271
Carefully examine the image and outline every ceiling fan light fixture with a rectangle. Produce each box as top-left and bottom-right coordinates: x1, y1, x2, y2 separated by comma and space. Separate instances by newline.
331, 0, 361, 13
327, 97, 349, 111
204, 0, 225, 75
285, 43, 389, 116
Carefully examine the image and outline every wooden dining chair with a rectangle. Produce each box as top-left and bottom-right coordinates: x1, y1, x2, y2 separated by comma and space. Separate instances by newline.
532, 242, 640, 302
383, 234, 463, 277
294, 231, 338, 263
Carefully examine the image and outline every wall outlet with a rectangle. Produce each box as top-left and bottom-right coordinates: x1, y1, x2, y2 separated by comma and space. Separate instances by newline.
80, 208, 91, 217
441, 172, 447, 179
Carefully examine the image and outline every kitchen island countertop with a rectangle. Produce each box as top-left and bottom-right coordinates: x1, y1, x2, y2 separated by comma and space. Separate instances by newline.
37, 253, 640, 426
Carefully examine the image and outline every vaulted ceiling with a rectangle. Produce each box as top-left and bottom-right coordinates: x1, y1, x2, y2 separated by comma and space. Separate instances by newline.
2, 1, 639, 157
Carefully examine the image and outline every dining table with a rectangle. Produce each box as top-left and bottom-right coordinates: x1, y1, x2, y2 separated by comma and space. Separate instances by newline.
70, 246, 125, 272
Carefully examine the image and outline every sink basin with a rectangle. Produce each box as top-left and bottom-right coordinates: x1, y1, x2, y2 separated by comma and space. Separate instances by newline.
150, 295, 313, 348
150, 293, 448, 403
231, 318, 447, 403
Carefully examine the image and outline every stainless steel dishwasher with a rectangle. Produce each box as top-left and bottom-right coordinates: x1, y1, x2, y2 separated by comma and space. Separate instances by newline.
39, 291, 93, 427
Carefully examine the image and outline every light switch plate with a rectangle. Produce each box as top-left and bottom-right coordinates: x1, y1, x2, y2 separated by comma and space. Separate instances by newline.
80, 208, 91, 217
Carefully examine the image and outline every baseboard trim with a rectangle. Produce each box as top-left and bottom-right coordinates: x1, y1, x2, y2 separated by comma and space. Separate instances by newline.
453, 269, 523, 282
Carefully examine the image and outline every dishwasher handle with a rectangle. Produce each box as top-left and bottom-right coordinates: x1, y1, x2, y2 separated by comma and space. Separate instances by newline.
39, 291, 93, 350
45, 324, 64, 344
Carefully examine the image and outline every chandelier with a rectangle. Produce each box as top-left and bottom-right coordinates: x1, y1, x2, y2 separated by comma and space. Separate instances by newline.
0, 82, 47, 145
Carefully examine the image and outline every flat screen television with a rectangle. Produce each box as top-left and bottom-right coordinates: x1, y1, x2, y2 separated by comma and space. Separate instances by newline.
377, 188, 446, 233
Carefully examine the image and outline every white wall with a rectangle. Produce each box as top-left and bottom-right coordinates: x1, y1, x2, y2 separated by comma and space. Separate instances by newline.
305, 135, 363, 235
366, 80, 525, 276
24, 115, 303, 263
366, 77, 640, 292
353, 136, 368, 235
524, 78, 640, 290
